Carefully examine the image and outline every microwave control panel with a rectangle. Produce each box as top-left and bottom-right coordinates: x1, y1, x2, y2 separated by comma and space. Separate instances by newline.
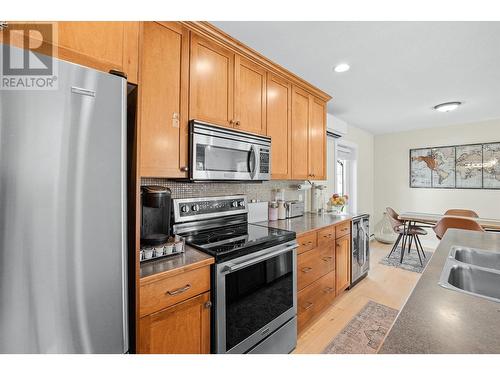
259, 149, 270, 174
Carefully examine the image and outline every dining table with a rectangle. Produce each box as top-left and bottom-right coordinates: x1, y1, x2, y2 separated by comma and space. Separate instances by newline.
393, 211, 500, 264
398, 212, 500, 231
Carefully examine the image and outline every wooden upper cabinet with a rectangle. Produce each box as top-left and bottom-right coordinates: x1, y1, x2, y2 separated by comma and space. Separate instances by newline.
139, 292, 211, 354
234, 56, 267, 134
267, 73, 292, 179
291, 86, 310, 180
1, 21, 139, 83
190, 33, 234, 127
309, 96, 327, 180
335, 234, 351, 295
291, 85, 327, 181
139, 22, 189, 178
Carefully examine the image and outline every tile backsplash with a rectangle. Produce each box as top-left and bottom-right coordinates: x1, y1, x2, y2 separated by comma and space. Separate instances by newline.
141, 178, 307, 203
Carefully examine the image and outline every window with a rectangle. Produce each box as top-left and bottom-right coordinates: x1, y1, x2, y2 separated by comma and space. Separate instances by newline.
327, 136, 358, 213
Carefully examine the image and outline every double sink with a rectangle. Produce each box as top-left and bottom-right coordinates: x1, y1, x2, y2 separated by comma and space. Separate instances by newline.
439, 246, 500, 303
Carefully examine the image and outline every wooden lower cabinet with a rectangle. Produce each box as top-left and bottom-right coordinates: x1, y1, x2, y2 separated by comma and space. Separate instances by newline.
297, 243, 334, 291
335, 234, 351, 295
298, 271, 335, 332
139, 292, 211, 354
296, 220, 351, 334
139, 264, 212, 354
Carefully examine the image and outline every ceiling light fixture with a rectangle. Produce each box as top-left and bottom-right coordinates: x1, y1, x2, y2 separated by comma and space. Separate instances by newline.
334, 63, 350, 73
433, 101, 462, 112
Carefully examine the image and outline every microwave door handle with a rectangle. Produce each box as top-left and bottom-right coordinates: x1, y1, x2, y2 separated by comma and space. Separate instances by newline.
248, 144, 257, 179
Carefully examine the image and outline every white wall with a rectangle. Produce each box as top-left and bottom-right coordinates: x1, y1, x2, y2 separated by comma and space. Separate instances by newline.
374, 118, 500, 248
342, 122, 375, 221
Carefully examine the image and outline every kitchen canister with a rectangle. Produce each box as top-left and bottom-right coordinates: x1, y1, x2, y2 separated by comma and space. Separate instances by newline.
268, 201, 278, 221
277, 200, 287, 220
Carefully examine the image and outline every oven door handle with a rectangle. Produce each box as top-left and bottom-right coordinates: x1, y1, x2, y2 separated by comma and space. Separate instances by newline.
248, 144, 257, 179
222, 243, 297, 273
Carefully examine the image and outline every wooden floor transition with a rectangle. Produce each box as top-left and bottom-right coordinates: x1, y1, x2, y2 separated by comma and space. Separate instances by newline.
293, 240, 427, 354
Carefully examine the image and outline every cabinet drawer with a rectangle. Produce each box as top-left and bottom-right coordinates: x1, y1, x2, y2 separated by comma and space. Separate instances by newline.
336, 221, 351, 238
140, 266, 210, 317
297, 243, 335, 291
297, 232, 317, 255
318, 226, 335, 245
298, 271, 335, 332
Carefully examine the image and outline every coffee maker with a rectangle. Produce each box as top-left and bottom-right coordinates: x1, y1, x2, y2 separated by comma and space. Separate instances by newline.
141, 185, 171, 247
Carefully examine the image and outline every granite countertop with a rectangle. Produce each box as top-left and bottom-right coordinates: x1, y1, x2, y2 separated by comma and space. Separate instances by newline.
379, 229, 500, 354
255, 212, 357, 235
140, 245, 214, 283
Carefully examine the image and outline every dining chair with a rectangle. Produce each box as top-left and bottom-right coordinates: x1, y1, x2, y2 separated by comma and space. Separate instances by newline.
386, 207, 427, 265
433, 217, 485, 240
444, 209, 479, 218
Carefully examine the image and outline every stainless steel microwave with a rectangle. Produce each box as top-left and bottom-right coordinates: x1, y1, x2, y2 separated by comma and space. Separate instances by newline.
189, 120, 271, 181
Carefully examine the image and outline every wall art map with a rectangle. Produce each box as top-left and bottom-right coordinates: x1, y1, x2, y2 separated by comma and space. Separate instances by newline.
410, 142, 500, 189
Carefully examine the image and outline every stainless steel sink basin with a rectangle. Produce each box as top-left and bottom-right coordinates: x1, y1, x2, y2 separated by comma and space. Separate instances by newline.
451, 246, 500, 271
439, 246, 500, 303
442, 264, 500, 302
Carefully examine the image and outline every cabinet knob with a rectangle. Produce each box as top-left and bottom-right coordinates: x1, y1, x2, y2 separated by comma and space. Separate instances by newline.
204, 301, 212, 309
180, 166, 189, 172
229, 119, 234, 125
235, 120, 241, 126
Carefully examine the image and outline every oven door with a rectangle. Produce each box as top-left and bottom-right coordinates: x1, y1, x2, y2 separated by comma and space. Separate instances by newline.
215, 241, 297, 353
191, 132, 264, 181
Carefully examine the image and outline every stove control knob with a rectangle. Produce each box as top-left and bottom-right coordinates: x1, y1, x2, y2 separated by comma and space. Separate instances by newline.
231, 201, 238, 208
181, 205, 189, 213
238, 201, 245, 207
192, 204, 200, 212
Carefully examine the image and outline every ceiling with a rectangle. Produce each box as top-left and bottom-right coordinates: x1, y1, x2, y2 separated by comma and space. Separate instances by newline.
212, 21, 500, 135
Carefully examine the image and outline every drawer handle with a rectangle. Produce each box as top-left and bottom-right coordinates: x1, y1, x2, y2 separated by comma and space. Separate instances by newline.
322, 256, 333, 262
166, 284, 191, 296
301, 267, 313, 273
323, 234, 333, 238
302, 241, 313, 246
304, 302, 314, 310
323, 287, 334, 294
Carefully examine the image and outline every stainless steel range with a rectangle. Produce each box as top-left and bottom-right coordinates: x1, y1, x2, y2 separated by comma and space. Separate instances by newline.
172, 195, 298, 354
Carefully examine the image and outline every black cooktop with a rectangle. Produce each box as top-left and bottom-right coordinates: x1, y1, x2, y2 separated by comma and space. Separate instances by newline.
182, 223, 296, 262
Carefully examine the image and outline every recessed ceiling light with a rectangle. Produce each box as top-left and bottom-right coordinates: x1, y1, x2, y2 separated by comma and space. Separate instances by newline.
334, 63, 350, 73
433, 101, 462, 112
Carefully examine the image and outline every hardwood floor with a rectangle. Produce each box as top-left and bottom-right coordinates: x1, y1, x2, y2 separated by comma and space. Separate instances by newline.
293, 240, 428, 354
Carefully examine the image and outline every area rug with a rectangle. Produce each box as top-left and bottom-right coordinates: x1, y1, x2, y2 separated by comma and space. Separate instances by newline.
378, 246, 431, 273
322, 301, 399, 354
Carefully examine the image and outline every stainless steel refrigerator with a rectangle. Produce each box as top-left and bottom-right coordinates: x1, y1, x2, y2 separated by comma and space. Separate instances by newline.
0, 45, 128, 353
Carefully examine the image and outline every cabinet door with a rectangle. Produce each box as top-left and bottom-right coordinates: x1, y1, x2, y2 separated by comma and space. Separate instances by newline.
234, 56, 267, 134
139, 292, 211, 354
190, 33, 234, 127
139, 22, 189, 178
267, 73, 292, 179
1, 22, 139, 83
335, 234, 351, 295
291, 86, 310, 180
309, 96, 327, 180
